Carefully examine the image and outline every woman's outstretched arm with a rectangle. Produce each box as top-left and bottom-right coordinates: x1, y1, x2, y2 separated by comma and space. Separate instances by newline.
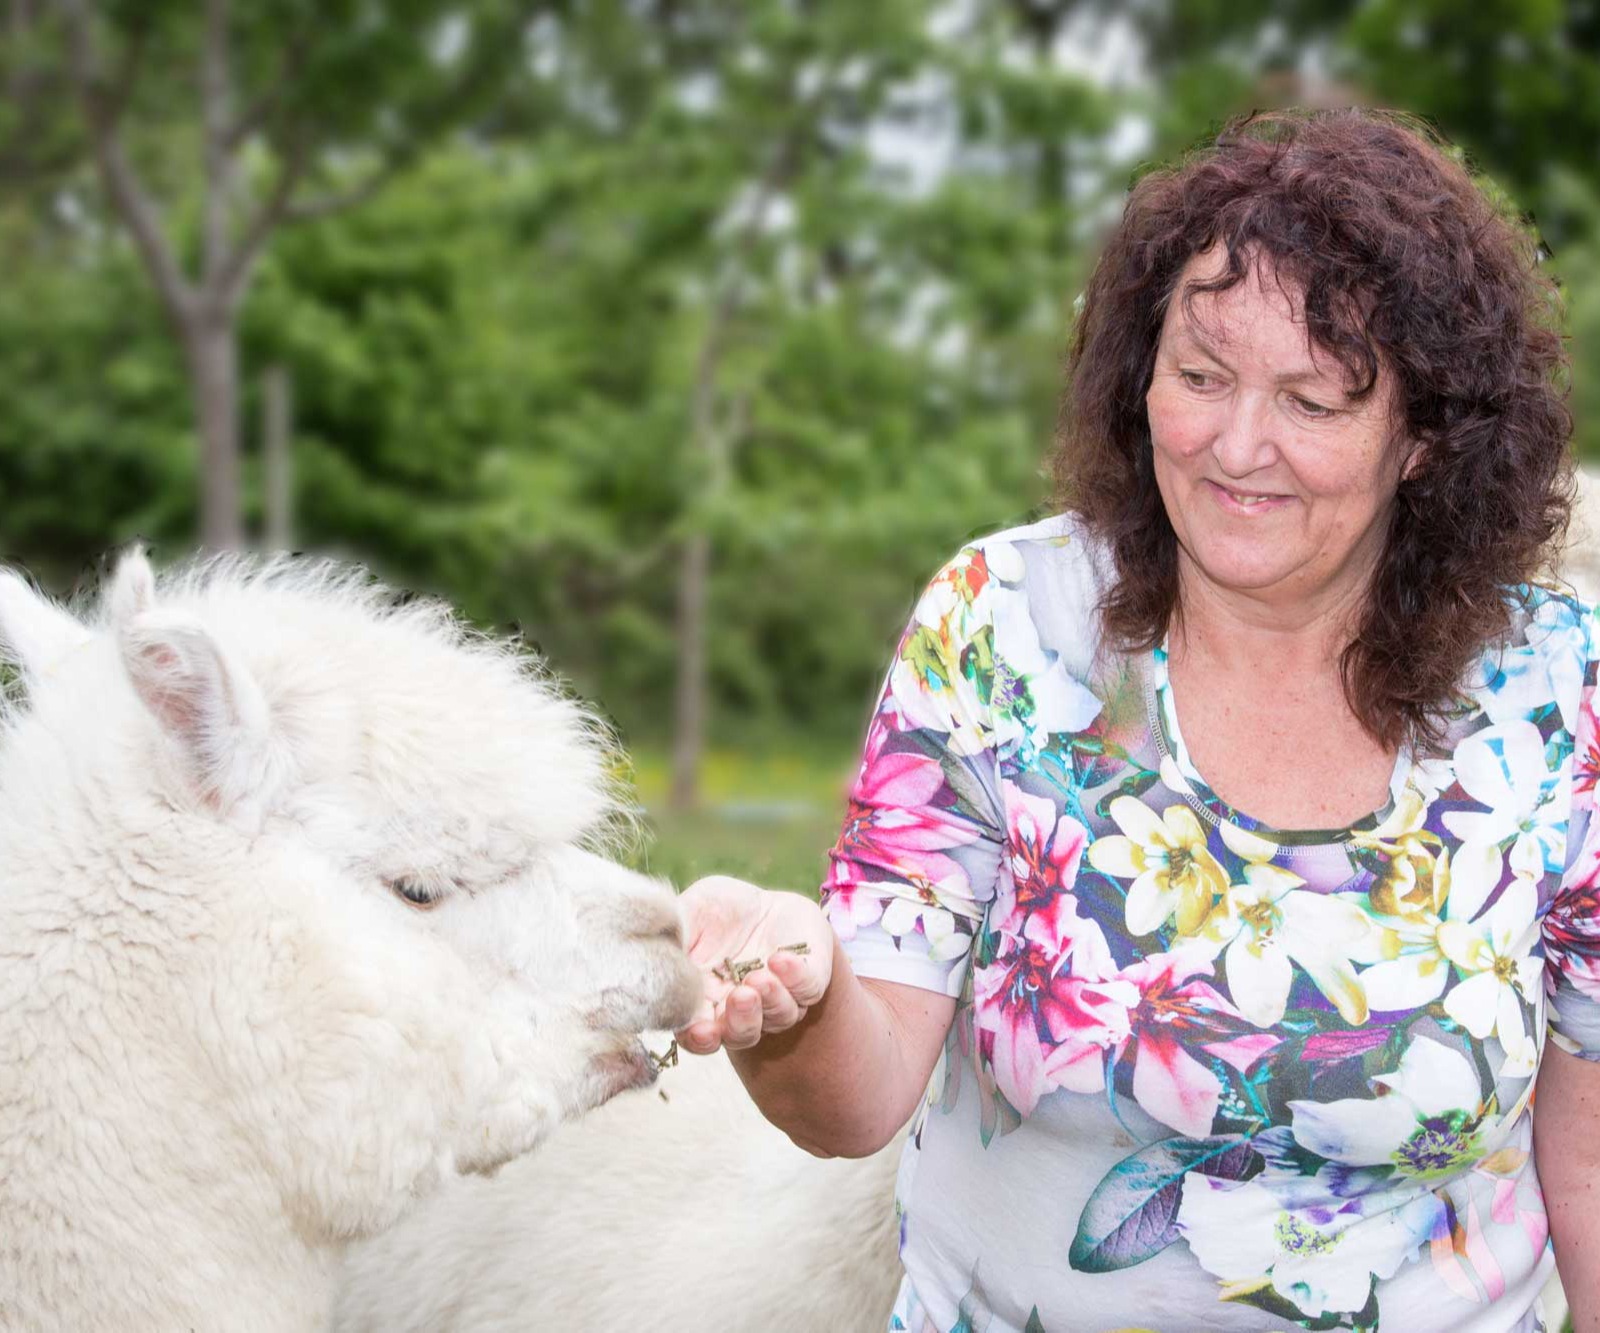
1535, 1043, 1600, 1332
675, 874, 954, 1158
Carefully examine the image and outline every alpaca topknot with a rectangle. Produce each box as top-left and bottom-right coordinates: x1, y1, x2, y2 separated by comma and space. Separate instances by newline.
119, 550, 504, 663
5, 548, 640, 858
139, 549, 640, 856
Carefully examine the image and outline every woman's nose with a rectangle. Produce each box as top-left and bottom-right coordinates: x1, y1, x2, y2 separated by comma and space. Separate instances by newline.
1210, 393, 1279, 476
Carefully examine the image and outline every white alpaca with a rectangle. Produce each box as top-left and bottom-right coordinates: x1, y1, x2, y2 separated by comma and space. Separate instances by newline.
0, 551, 703, 1333
335, 1046, 905, 1333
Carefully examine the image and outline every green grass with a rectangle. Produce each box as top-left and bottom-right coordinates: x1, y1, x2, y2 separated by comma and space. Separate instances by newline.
621, 746, 855, 897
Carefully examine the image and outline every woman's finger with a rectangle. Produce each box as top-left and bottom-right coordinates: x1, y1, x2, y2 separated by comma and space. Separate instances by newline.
748, 969, 802, 1032
720, 984, 765, 1050
676, 1019, 722, 1056
767, 948, 826, 1007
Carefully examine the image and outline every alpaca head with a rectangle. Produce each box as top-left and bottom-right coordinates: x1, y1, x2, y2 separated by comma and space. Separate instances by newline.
0, 549, 702, 1102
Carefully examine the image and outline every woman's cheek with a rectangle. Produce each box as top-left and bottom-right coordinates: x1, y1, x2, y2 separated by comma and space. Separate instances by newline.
1147, 385, 1212, 460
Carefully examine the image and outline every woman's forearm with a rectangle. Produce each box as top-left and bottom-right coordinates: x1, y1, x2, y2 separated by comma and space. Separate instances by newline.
728, 932, 954, 1158
1535, 1045, 1600, 1331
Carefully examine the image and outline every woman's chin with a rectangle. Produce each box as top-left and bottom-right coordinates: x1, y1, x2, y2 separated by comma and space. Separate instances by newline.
1179, 538, 1304, 595
1193, 565, 1295, 596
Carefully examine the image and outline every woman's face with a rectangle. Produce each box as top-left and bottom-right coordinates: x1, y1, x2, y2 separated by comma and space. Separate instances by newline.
1145, 246, 1413, 617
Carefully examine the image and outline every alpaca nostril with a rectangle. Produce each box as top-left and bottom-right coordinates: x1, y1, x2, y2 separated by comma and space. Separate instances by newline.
629, 900, 684, 946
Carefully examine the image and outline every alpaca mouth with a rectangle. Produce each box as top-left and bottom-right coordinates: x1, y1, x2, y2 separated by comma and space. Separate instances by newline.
594, 1038, 657, 1095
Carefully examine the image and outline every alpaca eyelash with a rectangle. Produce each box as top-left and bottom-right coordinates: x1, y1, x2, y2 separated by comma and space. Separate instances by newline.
386, 857, 531, 909
386, 875, 445, 909
389, 869, 500, 906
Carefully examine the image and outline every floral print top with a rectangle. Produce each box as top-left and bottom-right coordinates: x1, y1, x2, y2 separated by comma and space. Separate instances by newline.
819, 514, 1600, 1333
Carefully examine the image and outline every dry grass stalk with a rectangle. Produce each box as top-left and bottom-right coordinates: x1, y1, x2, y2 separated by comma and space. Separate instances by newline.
647, 940, 814, 1080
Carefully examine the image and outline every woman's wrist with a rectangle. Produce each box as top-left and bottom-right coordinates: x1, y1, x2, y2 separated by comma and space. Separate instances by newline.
727, 933, 899, 1156
731, 932, 958, 1159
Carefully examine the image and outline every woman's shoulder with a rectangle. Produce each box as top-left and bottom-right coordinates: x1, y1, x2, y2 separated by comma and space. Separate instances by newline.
952, 509, 1103, 555
1460, 582, 1598, 738
1504, 580, 1597, 651
925, 513, 1111, 683
934, 512, 1112, 607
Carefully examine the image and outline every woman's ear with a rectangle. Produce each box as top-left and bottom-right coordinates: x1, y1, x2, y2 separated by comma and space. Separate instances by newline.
1399, 438, 1426, 483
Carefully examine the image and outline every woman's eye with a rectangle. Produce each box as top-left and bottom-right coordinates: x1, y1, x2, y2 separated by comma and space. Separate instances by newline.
1291, 395, 1335, 419
1179, 370, 1212, 389
388, 877, 440, 910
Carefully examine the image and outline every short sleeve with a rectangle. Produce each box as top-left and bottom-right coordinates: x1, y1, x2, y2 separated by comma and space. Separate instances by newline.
1545, 605, 1600, 1059
819, 545, 1007, 998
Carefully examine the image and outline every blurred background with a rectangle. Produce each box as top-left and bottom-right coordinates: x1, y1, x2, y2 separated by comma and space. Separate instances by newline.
3, 0, 1598, 896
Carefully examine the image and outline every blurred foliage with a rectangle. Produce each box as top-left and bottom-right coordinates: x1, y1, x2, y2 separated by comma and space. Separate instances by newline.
0, 0, 1597, 751
627, 746, 848, 893
0, 211, 194, 584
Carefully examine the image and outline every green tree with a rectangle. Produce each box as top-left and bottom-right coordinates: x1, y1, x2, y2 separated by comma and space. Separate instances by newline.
5, 0, 544, 548
1097, 0, 1600, 249
0, 1, 1147, 783
0, 209, 192, 584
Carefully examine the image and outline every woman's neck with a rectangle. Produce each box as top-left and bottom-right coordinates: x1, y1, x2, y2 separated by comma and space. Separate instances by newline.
1169, 553, 1370, 680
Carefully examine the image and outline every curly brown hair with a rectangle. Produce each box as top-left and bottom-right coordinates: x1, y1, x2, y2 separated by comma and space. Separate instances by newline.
1056, 107, 1573, 752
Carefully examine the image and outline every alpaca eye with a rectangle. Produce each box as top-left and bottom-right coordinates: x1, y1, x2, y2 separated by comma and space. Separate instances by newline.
388, 877, 440, 910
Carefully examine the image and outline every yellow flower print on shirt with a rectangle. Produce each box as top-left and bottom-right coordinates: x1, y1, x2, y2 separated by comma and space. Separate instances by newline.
1086, 796, 1229, 937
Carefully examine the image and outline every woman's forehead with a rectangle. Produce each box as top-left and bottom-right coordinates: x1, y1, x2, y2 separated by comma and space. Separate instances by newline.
1165, 318, 1336, 380
1162, 250, 1370, 389
1170, 246, 1306, 328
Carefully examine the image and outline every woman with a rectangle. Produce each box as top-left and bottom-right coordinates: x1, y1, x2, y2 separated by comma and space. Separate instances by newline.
675, 108, 1600, 1332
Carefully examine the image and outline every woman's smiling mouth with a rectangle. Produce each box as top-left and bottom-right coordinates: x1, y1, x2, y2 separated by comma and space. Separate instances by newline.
1207, 480, 1293, 513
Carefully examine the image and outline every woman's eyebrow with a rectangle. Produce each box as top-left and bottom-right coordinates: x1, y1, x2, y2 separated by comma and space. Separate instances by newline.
1173, 322, 1344, 389
1172, 324, 1226, 362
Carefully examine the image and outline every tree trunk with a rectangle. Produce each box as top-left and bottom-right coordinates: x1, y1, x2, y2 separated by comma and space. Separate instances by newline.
262, 363, 293, 550
669, 528, 711, 811
666, 106, 814, 813
187, 314, 242, 550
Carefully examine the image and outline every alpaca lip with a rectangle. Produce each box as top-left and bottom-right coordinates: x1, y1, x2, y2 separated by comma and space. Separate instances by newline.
611, 1039, 658, 1091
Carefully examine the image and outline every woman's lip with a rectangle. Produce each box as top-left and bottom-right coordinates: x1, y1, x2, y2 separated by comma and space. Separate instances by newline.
1206, 480, 1293, 512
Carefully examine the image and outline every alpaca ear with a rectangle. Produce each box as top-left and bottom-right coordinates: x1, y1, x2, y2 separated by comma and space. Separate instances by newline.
119, 611, 273, 810
106, 547, 157, 626
0, 568, 91, 681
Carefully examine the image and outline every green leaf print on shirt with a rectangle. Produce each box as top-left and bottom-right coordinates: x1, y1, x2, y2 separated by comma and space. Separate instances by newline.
959, 622, 997, 708
1068, 1135, 1261, 1273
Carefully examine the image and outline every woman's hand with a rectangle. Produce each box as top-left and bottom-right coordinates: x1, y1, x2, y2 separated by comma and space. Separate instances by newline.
674, 875, 835, 1055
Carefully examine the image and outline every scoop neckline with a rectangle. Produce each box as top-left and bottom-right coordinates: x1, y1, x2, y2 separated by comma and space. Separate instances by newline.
1146, 639, 1412, 848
